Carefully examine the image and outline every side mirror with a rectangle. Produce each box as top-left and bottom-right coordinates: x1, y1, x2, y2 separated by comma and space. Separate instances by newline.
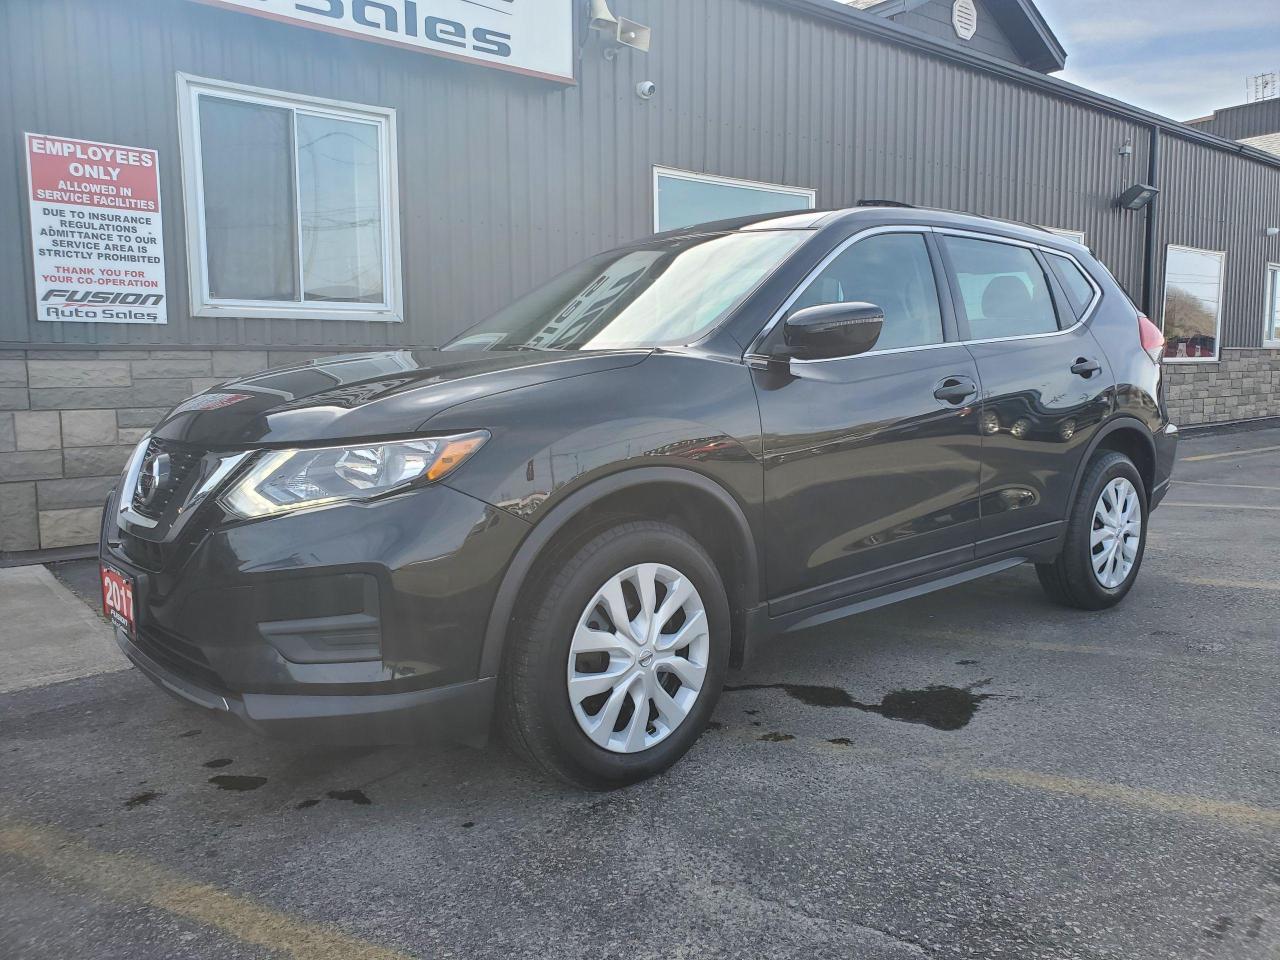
781, 302, 884, 361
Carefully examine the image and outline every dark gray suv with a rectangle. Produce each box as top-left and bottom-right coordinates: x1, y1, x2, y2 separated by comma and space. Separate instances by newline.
100, 207, 1177, 788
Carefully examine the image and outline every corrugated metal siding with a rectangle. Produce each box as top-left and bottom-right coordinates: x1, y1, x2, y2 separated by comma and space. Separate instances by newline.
1155, 135, 1280, 347
1187, 98, 1280, 141
1, 0, 1278, 350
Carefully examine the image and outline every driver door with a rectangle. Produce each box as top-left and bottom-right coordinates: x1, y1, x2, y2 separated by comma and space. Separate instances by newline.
750, 229, 984, 615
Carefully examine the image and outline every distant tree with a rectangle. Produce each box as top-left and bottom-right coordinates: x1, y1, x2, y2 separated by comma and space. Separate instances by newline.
1163, 287, 1214, 345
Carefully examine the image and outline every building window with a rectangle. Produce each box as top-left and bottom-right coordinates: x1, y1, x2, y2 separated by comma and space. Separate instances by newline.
1162, 245, 1225, 362
653, 166, 816, 233
1266, 263, 1280, 347
178, 74, 402, 322
1044, 227, 1087, 245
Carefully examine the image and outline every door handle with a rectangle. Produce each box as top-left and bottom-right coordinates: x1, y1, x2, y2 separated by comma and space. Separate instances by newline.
1071, 358, 1102, 378
934, 378, 977, 405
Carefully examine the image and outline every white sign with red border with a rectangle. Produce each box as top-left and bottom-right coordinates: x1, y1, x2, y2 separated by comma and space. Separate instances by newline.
189, 0, 575, 83
26, 133, 167, 325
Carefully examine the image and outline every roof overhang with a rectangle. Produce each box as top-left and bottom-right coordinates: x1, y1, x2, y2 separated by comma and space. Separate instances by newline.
858, 0, 1066, 73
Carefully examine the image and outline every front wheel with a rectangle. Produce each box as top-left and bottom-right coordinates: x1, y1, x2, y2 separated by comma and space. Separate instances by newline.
500, 520, 730, 789
1037, 450, 1148, 610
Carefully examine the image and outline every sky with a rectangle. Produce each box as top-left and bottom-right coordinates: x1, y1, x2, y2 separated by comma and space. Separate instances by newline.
1033, 0, 1280, 121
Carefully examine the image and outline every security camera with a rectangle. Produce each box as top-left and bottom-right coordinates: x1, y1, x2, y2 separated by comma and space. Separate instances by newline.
636, 80, 657, 100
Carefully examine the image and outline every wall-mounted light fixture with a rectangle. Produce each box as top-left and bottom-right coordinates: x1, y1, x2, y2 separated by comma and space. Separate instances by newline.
1116, 183, 1159, 211
1266, 227, 1280, 237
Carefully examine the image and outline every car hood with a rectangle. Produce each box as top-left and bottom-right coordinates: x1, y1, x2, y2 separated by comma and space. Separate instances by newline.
150, 348, 651, 447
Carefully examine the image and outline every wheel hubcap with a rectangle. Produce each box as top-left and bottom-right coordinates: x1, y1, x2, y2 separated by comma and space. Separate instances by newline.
566, 563, 710, 754
1091, 477, 1142, 589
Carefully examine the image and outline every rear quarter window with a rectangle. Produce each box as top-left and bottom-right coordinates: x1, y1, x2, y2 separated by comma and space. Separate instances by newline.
1047, 253, 1099, 320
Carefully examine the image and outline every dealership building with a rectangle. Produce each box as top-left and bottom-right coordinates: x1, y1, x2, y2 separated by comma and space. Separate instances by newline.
2, 0, 1279, 561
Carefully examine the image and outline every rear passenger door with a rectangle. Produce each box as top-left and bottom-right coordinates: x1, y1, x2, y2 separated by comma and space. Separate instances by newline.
938, 233, 1114, 557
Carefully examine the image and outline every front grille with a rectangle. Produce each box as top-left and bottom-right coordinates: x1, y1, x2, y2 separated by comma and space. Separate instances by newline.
131, 439, 202, 521
133, 623, 226, 693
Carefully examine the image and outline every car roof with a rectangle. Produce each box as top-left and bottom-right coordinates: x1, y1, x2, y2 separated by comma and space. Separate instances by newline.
660, 206, 1090, 256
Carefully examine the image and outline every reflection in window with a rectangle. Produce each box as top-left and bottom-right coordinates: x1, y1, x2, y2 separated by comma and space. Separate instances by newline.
443, 232, 806, 351
944, 237, 1059, 339
654, 167, 815, 233
184, 78, 397, 318
790, 233, 944, 351
1162, 246, 1224, 361
1047, 253, 1097, 320
298, 114, 385, 303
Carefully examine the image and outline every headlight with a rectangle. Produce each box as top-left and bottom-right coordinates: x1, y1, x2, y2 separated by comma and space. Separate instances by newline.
219, 431, 489, 519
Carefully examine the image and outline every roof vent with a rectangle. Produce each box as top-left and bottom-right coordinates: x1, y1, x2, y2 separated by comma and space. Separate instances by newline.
952, 0, 978, 41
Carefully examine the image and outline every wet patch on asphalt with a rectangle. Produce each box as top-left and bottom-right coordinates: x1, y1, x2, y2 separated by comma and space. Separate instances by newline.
178, 730, 201, 738
124, 791, 163, 808
295, 798, 320, 810
827, 737, 854, 746
727, 683, 857, 708
857, 682, 997, 731
208, 775, 267, 792
326, 789, 372, 806
203, 758, 233, 769
725, 681, 998, 731
757, 732, 795, 742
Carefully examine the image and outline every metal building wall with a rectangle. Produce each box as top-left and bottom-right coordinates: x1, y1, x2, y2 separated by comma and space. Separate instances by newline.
1, 0, 1277, 352
1187, 98, 1280, 141
1156, 135, 1280, 347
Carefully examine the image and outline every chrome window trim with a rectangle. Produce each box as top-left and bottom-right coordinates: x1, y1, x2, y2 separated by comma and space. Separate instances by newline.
935, 228, 1102, 344
745, 224, 1106, 365
745, 225, 937, 361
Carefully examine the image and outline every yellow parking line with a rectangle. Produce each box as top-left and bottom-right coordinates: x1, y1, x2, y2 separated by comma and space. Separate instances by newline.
1180, 444, 1280, 463
720, 726, 1280, 830
0, 822, 414, 960
1173, 576, 1280, 592
1160, 502, 1280, 511
965, 768, 1280, 830
1174, 479, 1280, 492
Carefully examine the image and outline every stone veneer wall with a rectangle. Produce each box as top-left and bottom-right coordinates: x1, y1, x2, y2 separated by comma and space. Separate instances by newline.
1162, 348, 1280, 427
2, 345, 1279, 557
0, 348, 335, 556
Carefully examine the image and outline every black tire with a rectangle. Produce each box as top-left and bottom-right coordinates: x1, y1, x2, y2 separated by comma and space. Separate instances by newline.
500, 520, 730, 790
1036, 450, 1148, 610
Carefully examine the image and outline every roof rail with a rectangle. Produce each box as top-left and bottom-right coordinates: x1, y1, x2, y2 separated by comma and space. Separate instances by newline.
856, 199, 916, 208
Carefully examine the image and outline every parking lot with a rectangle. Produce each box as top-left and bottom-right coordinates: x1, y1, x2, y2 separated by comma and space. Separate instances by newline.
1, 425, 1278, 960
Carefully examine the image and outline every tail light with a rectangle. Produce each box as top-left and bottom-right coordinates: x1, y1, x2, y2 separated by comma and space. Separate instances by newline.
1138, 314, 1164, 364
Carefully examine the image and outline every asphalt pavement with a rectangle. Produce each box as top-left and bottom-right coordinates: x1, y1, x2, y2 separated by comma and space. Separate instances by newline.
1, 425, 1278, 960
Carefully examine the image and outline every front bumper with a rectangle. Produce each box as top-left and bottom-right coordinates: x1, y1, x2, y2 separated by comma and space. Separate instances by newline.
114, 623, 496, 746
101, 480, 528, 746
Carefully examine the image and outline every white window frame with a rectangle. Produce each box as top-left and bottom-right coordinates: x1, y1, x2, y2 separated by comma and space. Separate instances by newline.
652, 166, 816, 234
1266, 263, 1280, 349
1161, 244, 1225, 364
177, 73, 403, 323
1044, 226, 1087, 245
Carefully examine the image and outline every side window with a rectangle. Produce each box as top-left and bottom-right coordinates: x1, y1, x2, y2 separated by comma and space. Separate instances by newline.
790, 233, 944, 351
944, 237, 1060, 339
1047, 253, 1098, 320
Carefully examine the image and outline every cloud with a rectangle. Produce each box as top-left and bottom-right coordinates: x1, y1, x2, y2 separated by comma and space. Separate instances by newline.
1036, 0, 1280, 120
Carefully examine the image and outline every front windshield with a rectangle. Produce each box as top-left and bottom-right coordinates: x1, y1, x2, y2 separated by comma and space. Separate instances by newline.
443, 231, 807, 352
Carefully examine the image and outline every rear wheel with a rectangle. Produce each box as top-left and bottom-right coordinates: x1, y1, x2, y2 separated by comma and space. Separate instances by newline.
501, 520, 730, 789
1037, 451, 1147, 610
